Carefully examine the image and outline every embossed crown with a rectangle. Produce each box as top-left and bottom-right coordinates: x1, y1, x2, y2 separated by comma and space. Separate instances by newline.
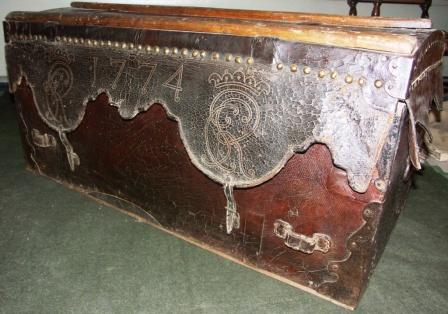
47, 47, 75, 64
208, 69, 270, 95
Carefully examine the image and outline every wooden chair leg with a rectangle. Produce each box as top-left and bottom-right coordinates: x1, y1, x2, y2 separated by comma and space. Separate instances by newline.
348, 0, 358, 16
420, 0, 432, 18
371, 0, 382, 16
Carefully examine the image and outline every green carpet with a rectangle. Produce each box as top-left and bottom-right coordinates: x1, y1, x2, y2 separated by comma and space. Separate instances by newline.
0, 90, 447, 314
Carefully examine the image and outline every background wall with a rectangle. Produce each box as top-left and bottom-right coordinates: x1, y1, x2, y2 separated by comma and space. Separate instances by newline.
1, 0, 448, 79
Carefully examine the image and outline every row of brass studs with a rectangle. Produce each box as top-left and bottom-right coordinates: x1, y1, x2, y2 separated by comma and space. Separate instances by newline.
9, 33, 385, 89
54, 35, 258, 65
276, 62, 384, 88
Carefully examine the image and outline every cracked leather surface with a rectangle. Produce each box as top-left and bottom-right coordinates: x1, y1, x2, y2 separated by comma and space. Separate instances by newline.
6, 27, 414, 194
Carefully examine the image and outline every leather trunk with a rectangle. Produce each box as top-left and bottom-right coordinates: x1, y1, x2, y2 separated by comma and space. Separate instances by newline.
3, 2, 445, 309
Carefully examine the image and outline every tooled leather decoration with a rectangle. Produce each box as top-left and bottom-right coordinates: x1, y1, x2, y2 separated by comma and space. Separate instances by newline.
6, 28, 413, 234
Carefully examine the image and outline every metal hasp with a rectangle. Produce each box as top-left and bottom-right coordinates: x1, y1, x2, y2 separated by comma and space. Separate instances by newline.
273, 219, 331, 254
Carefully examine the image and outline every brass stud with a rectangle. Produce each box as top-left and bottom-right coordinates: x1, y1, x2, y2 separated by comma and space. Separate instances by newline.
303, 66, 311, 74
93, 40, 98, 46
350, 241, 358, 249
87, 39, 93, 46
74, 38, 79, 44
192, 50, 199, 57
374, 79, 384, 88
374, 179, 386, 192
100, 40, 105, 46
364, 208, 373, 218
181, 48, 189, 56
154, 46, 160, 53
318, 70, 326, 78
200, 51, 207, 58
164, 47, 170, 54
358, 78, 365, 86
235, 56, 242, 64
121, 42, 127, 49
146, 45, 152, 52
129, 43, 134, 49
247, 57, 254, 65
330, 264, 339, 272
79, 38, 85, 44
276, 63, 284, 70
225, 54, 233, 62
172, 47, 179, 55
330, 71, 337, 79
67, 37, 73, 43
114, 41, 119, 48
345, 75, 353, 84
212, 52, 220, 60
137, 44, 142, 50
290, 64, 298, 72
55, 36, 61, 41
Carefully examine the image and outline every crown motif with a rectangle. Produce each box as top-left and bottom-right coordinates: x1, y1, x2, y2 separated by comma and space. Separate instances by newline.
47, 47, 75, 64
208, 69, 270, 96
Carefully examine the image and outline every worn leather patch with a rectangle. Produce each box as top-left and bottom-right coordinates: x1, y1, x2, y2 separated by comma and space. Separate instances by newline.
6, 27, 411, 194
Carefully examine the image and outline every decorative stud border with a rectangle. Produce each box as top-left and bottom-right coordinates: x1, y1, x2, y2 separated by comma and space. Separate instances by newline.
8, 32, 385, 89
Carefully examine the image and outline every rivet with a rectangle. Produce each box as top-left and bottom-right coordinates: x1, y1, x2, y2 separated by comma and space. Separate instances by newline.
200, 51, 206, 58
330, 71, 337, 79
247, 57, 254, 65
235, 56, 242, 64
374, 80, 384, 88
345, 75, 353, 84
55, 36, 61, 41
106, 40, 111, 47
154, 46, 160, 53
100, 40, 105, 46
137, 44, 142, 50
192, 50, 199, 57
121, 42, 127, 49
146, 45, 152, 52
62, 36, 67, 42
38, 35, 43, 40
374, 179, 386, 192
212, 52, 220, 60
364, 208, 373, 218
290, 64, 297, 72
79, 38, 85, 44
330, 264, 339, 272
129, 43, 134, 49
318, 70, 326, 78
114, 41, 119, 48
225, 54, 233, 62
74, 38, 79, 44
93, 40, 98, 46
68, 37, 73, 43
87, 39, 92, 45
172, 47, 179, 55
350, 241, 358, 249
358, 78, 365, 86
164, 47, 170, 54
181, 48, 188, 56
303, 66, 311, 74
276, 63, 284, 70
33, 35, 38, 40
